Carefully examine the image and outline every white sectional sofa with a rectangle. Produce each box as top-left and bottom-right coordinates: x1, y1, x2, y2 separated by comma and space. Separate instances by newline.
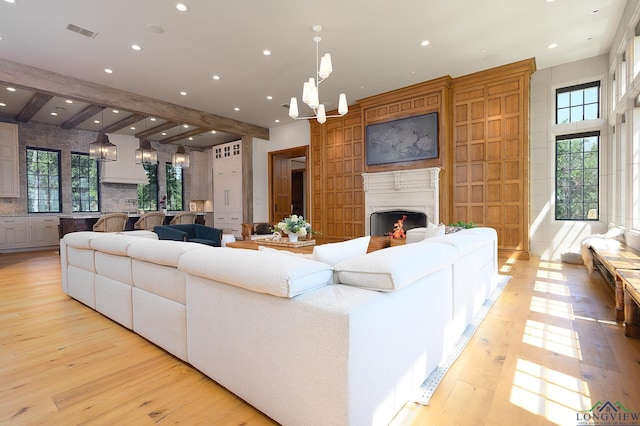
60, 227, 500, 426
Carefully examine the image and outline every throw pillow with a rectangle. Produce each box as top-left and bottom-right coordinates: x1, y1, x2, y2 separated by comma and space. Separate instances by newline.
312, 236, 371, 267
255, 223, 273, 235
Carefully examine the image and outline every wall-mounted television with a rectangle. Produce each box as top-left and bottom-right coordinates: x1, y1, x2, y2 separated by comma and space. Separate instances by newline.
365, 112, 438, 166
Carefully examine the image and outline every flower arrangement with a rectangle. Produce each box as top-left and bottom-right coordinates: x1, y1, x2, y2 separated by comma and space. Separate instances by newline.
274, 214, 312, 237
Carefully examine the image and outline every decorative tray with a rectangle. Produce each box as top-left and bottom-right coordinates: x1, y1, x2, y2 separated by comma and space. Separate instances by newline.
255, 238, 316, 248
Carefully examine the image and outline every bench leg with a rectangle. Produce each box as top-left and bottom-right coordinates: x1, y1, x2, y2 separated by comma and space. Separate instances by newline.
615, 276, 626, 322
624, 289, 640, 338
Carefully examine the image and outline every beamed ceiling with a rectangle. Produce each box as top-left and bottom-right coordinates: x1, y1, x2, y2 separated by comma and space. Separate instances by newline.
0, 0, 628, 148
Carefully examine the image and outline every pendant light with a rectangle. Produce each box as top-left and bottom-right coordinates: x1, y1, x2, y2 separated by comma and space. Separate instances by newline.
171, 124, 190, 168
135, 118, 158, 164
89, 109, 117, 161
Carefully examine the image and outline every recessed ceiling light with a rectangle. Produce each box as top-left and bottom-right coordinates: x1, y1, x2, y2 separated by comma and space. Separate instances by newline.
212, 75, 220, 80
267, 96, 273, 100
210, 130, 216, 134
182, 124, 189, 128
104, 68, 113, 74
7, 87, 16, 92
112, 109, 119, 113
180, 91, 187, 96
4, 0, 18, 4
65, 99, 73, 104
548, 43, 558, 49
93, 119, 100, 124
176, 3, 189, 12
130, 127, 136, 130
420, 40, 430, 47
50, 112, 58, 116
150, 117, 156, 121
0, 36, 3, 41
0, 102, 6, 107
275, 119, 280, 123
263, 50, 271, 56
188, 137, 194, 141
162, 132, 167, 136
131, 44, 143, 51
234, 107, 240, 111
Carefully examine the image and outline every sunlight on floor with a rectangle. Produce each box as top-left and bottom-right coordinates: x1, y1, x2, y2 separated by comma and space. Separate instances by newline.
522, 319, 582, 359
534, 280, 571, 297
536, 269, 569, 283
499, 256, 518, 273
510, 358, 591, 425
529, 295, 575, 319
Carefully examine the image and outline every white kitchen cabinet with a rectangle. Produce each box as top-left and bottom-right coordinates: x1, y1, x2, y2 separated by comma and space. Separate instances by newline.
0, 122, 19, 198
213, 141, 243, 238
0, 217, 30, 249
30, 216, 60, 247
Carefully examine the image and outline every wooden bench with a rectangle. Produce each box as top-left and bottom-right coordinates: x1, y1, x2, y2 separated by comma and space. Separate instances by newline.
589, 242, 640, 338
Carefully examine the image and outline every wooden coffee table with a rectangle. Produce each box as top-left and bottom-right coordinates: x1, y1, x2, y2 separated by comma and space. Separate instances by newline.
226, 235, 392, 254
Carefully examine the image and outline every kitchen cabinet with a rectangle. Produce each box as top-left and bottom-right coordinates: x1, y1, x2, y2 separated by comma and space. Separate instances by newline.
0, 122, 19, 198
213, 141, 243, 238
0, 217, 30, 249
190, 150, 208, 201
30, 216, 60, 247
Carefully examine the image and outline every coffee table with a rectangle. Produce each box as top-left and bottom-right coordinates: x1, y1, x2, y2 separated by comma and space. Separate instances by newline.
226, 235, 391, 254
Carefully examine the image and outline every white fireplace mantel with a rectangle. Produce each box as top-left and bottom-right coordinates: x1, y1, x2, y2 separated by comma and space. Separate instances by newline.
362, 167, 440, 235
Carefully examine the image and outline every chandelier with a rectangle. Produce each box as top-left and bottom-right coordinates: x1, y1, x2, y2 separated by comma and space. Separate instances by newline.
288, 25, 347, 124
171, 124, 190, 168
135, 118, 158, 165
89, 110, 117, 161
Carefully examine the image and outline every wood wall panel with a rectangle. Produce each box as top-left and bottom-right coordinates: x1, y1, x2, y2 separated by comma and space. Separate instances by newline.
451, 59, 534, 258
309, 59, 534, 257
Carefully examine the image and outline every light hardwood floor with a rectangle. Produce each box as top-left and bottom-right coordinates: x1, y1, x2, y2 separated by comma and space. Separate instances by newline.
1, 249, 639, 425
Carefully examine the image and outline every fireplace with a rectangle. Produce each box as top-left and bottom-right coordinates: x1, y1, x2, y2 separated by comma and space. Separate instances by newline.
370, 210, 427, 237
362, 167, 440, 236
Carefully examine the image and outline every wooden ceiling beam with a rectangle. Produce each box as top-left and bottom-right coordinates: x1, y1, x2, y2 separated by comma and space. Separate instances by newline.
0, 57, 269, 140
61, 104, 105, 130
159, 127, 211, 145
135, 121, 177, 140
16, 93, 53, 122
103, 113, 145, 133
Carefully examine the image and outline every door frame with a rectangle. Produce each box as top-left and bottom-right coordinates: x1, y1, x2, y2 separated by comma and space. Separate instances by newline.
268, 145, 309, 223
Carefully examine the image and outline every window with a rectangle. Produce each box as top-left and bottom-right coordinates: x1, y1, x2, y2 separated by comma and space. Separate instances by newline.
137, 163, 158, 211
556, 81, 600, 124
26, 148, 61, 213
555, 132, 599, 220
71, 152, 99, 212
166, 162, 184, 211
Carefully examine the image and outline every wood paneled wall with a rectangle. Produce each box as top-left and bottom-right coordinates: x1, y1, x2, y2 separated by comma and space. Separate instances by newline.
310, 59, 535, 258
451, 59, 535, 258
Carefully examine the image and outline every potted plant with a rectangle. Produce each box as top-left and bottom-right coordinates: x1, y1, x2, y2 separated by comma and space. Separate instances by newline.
274, 215, 312, 243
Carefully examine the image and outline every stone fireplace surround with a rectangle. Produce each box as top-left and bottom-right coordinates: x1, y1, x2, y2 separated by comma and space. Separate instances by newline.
362, 167, 440, 236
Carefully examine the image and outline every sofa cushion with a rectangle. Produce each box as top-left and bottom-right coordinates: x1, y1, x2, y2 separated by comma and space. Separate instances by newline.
62, 231, 105, 249
179, 248, 332, 298
90, 233, 143, 255
334, 241, 457, 291
127, 239, 207, 267
311, 236, 371, 267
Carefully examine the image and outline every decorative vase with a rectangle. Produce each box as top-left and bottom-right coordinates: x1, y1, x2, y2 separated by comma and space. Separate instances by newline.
287, 232, 299, 243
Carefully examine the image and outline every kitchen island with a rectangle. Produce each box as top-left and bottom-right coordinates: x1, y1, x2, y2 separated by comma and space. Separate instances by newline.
58, 213, 205, 238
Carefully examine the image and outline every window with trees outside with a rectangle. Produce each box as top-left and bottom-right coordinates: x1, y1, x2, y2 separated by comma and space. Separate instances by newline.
166, 162, 184, 211
555, 132, 599, 220
137, 163, 158, 211
71, 152, 99, 212
26, 147, 61, 213
556, 81, 600, 124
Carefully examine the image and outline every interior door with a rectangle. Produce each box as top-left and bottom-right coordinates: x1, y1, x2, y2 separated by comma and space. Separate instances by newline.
272, 154, 292, 222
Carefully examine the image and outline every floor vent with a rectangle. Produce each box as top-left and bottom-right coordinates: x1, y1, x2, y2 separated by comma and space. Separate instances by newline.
66, 23, 98, 39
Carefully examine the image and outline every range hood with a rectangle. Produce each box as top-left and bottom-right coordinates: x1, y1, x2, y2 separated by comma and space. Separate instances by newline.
100, 133, 149, 185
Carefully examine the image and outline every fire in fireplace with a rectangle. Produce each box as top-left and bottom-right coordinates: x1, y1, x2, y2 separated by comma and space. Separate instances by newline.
370, 210, 427, 237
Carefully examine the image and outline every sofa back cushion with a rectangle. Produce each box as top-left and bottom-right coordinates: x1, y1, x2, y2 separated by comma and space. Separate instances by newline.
334, 241, 457, 292
179, 248, 332, 298
128, 239, 206, 267
311, 236, 371, 267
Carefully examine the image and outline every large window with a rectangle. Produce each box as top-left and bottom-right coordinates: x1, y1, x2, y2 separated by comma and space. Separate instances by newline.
137, 163, 158, 211
166, 163, 184, 211
71, 152, 99, 212
556, 81, 600, 124
26, 147, 61, 213
555, 132, 599, 220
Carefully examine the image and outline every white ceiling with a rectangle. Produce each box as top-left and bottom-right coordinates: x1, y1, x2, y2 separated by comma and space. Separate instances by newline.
0, 0, 628, 147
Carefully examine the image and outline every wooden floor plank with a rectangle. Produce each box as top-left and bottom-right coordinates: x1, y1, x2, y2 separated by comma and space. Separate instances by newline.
2, 250, 640, 425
